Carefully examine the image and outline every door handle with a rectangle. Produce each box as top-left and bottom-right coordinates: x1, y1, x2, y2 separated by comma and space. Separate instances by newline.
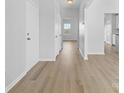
27, 37, 31, 40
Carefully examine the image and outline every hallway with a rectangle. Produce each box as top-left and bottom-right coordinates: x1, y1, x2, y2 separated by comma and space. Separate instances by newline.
8, 41, 119, 93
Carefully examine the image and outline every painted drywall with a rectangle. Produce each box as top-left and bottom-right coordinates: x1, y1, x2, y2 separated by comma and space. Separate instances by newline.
103, 0, 119, 13
78, 0, 119, 57
55, 0, 62, 57
25, 0, 39, 72
39, 0, 56, 60
39, 0, 62, 61
79, 6, 84, 56
5, 0, 26, 87
84, 0, 119, 54
86, 0, 104, 54
6, 0, 40, 89
79, 6, 88, 59
62, 8, 79, 40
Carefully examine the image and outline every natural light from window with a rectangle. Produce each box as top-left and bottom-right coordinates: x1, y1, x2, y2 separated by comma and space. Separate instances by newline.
64, 23, 71, 30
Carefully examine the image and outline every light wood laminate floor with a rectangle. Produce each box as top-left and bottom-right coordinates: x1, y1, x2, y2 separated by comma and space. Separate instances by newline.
8, 41, 119, 93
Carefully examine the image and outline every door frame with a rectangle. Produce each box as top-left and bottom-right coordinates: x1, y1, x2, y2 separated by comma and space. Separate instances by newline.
25, 0, 39, 72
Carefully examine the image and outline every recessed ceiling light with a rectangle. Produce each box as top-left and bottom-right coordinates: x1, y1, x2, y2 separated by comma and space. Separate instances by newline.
67, 0, 73, 4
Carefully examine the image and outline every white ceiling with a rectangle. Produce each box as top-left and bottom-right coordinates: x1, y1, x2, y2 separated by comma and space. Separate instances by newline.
59, 0, 83, 9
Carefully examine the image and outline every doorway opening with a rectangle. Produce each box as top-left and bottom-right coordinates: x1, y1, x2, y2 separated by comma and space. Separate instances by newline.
64, 23, 71, 34
104, 13, 119, 54
62, 18, 79, 51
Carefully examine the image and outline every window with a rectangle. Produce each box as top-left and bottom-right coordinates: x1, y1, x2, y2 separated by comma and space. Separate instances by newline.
64, 23, 71, 30
63, 23, 71, 34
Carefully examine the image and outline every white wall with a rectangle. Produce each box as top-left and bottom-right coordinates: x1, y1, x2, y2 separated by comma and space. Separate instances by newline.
79, 6, 84, 56
39, 0, 62, 61
6, 0, 26, 87
79, 2, 88, 59
39, 0, 56, 61
86, 0, 104, 54
84, 0, 119, 54
25, 0, 39, 72
62, 8, 79, 40
6, 0, 40, 90
103, 0, 119, 13
54, 0, 62, 57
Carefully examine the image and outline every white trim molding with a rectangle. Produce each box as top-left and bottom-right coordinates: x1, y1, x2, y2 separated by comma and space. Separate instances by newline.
88, 52, 105, 55
79, 48, 88, 60
79, 48, 84, 58
6, 59, 40, 93
40, 58, 56, 62
84, 55, 88, 60
5, 72, 26, 93
25, 59, 40, 74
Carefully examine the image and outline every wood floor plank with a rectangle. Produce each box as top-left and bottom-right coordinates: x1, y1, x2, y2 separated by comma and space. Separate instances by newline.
8, 41, 119, 93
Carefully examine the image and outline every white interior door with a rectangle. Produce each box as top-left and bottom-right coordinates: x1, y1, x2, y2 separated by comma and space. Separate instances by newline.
55, 14, 62, 57
55, 21, 58, 57
26, 1, 39, 71
54, 2, 62, 58
55, 21, 59, 56
58, 14, 62, 51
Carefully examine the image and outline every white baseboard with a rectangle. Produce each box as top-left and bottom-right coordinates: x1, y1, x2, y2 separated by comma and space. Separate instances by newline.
5, 71, 26, 93
105, 41, 112, 46
79, 48, 84, 58
84, 56, 88, 60
79, 48, 88, 60
6, 59, 40, 93
40, 58, 56, 62
88, 52, 105, 55
25, 59, 40, 74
